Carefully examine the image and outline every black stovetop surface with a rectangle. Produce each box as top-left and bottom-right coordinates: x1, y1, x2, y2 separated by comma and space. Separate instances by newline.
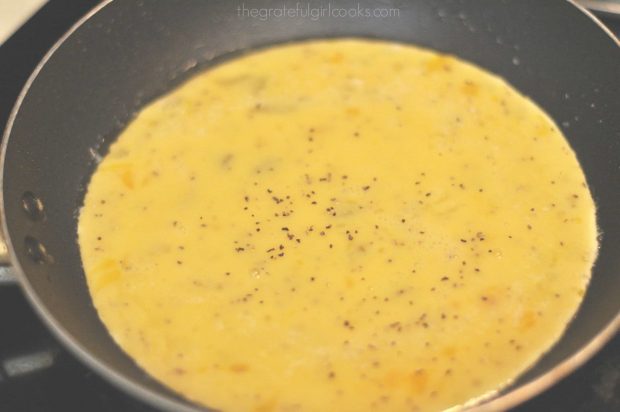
0, 1, 618, 411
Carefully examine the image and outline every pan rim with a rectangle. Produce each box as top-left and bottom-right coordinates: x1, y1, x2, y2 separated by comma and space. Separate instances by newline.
0, 1, 618, 411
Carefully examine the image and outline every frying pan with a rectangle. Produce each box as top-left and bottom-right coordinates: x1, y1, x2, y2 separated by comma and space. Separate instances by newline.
0, 1, 618, 411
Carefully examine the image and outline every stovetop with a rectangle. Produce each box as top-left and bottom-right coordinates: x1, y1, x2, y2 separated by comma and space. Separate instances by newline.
0, 1, 618, 411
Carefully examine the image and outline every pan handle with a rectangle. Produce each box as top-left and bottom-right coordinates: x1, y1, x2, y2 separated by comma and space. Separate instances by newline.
0, 228, 17, 285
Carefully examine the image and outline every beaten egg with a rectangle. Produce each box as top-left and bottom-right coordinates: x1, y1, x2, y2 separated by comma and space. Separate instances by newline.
78, 39, 597, 411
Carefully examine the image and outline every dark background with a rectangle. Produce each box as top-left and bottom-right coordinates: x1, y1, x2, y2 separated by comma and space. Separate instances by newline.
0, 1, 618, 411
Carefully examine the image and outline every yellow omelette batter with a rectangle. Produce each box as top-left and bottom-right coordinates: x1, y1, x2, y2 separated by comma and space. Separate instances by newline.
78, 39, 597, 412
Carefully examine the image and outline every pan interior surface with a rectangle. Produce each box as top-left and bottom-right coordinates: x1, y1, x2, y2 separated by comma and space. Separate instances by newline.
2, 1, 619, 411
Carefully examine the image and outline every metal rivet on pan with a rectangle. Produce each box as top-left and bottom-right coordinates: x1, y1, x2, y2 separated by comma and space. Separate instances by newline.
24, 236, 53, 264
21, 192, 45, 221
